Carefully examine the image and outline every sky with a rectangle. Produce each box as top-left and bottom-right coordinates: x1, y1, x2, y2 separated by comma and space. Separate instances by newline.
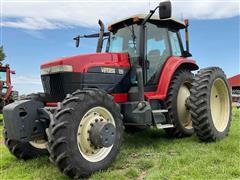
0, 0, 239, 95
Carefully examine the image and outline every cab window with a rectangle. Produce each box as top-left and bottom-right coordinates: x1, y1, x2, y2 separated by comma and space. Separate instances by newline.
169, 31, 182, 56
108, 36, 123, 52
0, 71, 6, 82
0, 70, 7, 96
108, 24, 140, 58
146, 23, 170, 84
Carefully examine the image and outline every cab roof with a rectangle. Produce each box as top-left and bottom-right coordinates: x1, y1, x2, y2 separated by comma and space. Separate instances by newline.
108, 14, 186, 30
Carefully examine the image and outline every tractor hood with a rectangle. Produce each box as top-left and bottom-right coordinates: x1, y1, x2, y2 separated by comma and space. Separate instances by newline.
40, 52, 130, 74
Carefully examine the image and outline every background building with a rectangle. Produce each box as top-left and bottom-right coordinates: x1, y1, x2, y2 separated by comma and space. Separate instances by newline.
228, 74, 240, 105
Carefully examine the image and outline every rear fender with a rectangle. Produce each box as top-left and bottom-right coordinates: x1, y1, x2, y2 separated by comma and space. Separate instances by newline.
144, 56, 199, 100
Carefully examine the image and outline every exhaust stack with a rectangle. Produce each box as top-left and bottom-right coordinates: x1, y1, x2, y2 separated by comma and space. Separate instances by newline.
96, 19, 105, 53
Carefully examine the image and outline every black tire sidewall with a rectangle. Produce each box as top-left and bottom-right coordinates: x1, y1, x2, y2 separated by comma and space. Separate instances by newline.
166, 70, 194, 136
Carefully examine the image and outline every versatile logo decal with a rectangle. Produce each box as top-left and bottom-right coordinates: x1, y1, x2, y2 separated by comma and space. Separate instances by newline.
100, 67, 125, 74
101, 67, 116, 74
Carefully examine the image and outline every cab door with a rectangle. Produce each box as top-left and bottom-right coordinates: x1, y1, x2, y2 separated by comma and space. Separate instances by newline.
145, 23, 170, 91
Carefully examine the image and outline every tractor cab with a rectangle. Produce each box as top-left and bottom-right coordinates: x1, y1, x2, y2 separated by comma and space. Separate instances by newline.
70, 2, 194, 95
107, 14, 189, 89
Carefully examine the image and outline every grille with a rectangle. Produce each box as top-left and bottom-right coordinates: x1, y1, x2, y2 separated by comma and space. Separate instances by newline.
41, 74, 65, 101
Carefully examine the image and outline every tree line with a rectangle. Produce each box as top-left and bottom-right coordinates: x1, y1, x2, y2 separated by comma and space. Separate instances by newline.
0, 46, 6, 62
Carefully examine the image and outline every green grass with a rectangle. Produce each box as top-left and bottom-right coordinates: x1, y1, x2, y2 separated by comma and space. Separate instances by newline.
0, 108, 239, 180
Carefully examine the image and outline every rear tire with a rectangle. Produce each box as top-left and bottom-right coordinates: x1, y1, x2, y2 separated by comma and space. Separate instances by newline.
165, 70, 194, 137
189, 67, 232, 141
47, 89, 124, 178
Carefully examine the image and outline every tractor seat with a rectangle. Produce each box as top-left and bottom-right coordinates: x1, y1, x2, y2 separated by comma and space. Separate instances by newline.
147, 49, 161, 61
128, 47, 137, 57
146, 49, 161, 86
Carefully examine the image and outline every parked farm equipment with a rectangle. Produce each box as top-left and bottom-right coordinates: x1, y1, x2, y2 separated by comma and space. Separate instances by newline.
0, 64, 18, 111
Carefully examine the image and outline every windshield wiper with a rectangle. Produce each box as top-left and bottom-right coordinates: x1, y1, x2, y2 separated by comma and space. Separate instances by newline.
123, 23, 137, 50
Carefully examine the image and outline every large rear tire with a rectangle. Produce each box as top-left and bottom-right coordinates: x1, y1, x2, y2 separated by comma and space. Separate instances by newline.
189, 67, 232, 141
165, 70, 194, 137
47, 89, 123, 178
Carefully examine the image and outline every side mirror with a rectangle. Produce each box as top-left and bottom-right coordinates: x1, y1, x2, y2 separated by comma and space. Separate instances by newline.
73, 35, 80, 48
159, 1, 172, 19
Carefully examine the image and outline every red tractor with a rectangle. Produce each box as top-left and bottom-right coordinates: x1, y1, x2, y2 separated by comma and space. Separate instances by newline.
3, 2, 232, 179
0, 64, 18, 111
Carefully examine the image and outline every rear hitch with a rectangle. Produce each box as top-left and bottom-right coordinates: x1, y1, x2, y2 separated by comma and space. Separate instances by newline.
3, 100, 51, 142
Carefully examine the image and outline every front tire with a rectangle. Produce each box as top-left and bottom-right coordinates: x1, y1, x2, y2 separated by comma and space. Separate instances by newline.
3, 128, 48, 160
3, 92, 49, 160
189, 67, 232, 141
47, 89, 124, 178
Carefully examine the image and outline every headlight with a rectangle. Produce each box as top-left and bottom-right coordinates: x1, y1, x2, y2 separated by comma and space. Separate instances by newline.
41, 65, 73, 75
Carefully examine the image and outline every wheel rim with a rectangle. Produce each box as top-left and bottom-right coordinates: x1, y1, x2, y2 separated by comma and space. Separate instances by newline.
77, 106, 115, 162
210, 78, 230, 132
177, 82, 192, 129
29, 139, 47, 149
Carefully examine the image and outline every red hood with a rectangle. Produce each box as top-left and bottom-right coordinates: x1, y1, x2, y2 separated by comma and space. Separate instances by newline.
40, 52, 130, 72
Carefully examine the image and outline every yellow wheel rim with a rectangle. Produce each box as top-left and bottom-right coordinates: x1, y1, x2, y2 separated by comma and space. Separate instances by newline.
177, 82, 192, 129
29, 139, 47, 149
210, 78, 230, 132
77, 106, 115, 162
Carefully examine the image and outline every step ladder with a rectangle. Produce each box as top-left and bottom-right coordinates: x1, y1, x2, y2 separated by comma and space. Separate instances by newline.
152, 109, 174, 129
152, 109, 168, 114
